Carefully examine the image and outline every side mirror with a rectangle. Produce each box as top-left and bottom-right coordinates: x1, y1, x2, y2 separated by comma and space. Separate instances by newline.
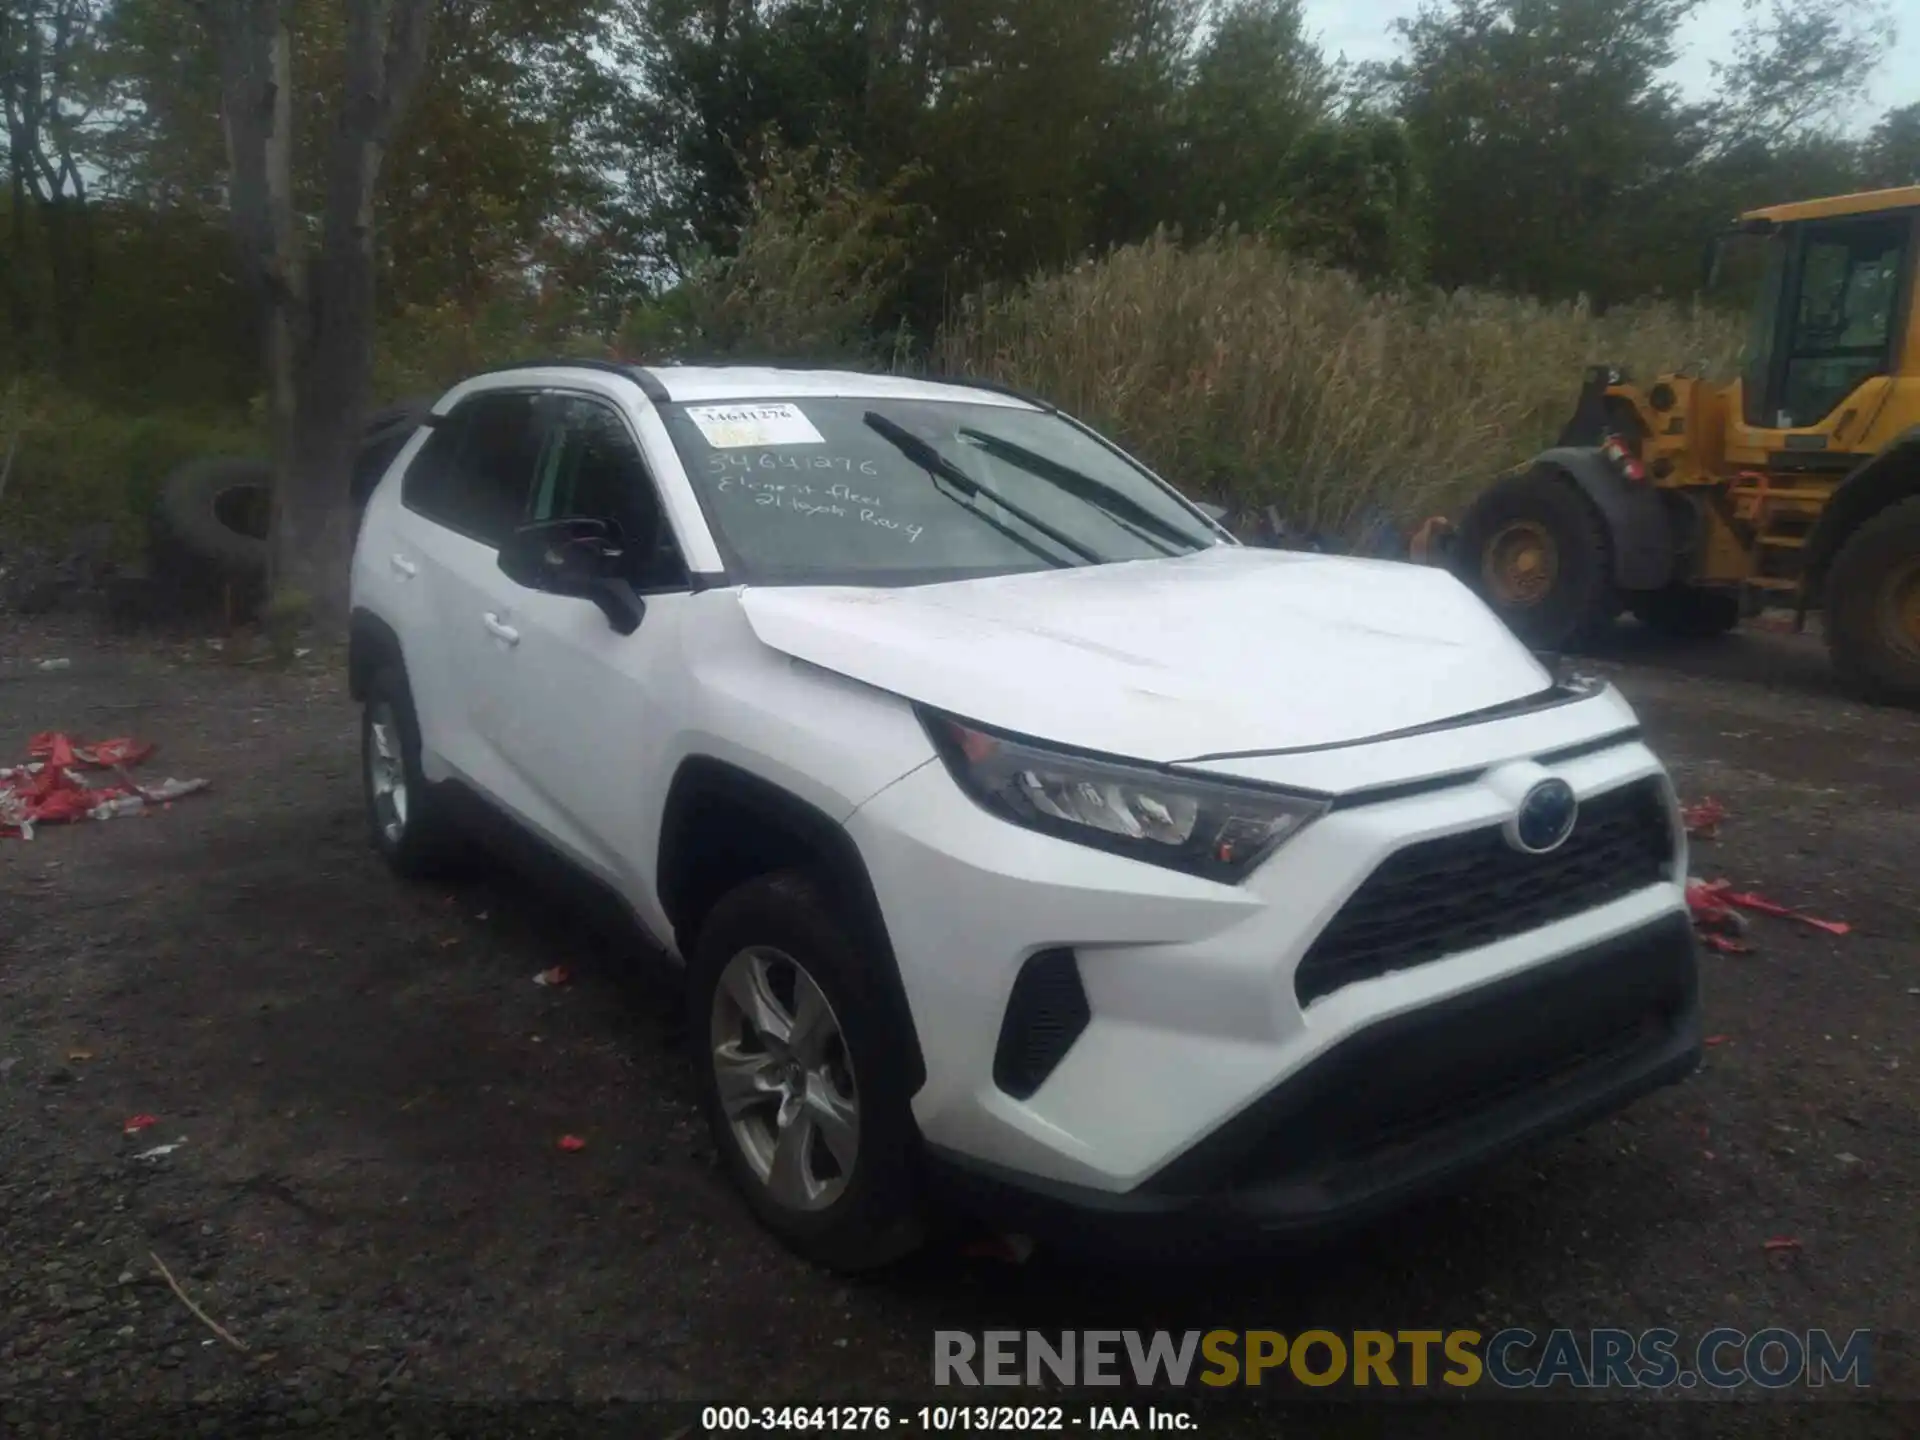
499, 518, 643, 635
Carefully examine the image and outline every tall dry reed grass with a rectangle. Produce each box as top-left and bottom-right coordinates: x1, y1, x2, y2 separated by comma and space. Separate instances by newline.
934, 230, 1744, 537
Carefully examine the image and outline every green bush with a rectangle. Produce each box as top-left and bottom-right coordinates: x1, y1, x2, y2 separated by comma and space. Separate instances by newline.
374, 292, 619, 402
621, 145, 923, 365
0, 379, 259, 564
934, 230, 1744, 537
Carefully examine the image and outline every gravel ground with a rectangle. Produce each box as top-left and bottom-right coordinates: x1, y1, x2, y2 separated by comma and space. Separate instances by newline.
1, 612, 1916, 1439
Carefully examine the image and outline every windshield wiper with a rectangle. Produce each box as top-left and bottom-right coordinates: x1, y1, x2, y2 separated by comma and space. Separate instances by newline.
953, 429, 1206, 555
924, 473, 1076, 569
863, 412, 1101, 565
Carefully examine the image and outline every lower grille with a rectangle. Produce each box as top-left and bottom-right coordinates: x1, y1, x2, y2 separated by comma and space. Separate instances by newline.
993, 949, 1091, 1100
1295, 776, 1673, 1005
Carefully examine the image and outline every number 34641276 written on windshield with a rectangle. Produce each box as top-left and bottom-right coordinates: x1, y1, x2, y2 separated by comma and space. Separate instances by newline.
709, 452, 881, 476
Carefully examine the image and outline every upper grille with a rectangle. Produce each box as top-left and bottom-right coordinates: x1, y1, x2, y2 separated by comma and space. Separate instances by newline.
1294, 776, 1673, 1006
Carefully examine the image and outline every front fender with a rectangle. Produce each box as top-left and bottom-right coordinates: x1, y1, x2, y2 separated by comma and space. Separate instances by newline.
1532, 447, 1675, 592
1803, 429, 1920, 596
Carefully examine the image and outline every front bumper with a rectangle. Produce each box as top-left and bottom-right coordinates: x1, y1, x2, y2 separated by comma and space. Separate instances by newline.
926, 911, 1701, 1257
848, 696, 1689, 1193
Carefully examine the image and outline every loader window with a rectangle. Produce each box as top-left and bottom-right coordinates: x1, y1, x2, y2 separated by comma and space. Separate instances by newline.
1775, 217, 1911, 429
1738, 235, 1787, 427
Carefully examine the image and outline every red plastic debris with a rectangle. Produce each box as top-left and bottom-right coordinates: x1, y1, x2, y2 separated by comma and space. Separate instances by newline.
1687, 880, 1746, 933
1688, 878, 1851, 942
1700, 933, 1753, 955
1703, 1035, 1730, 1047
557, 1135, 587, 1152
1720, 889, 1851, 936
533, 966, 571, 988
2, 733, 207, 840
1682, 797, 1727, 839
1763, 1236, 1803, 1254
123, 1115, 158, 1134
33, 735, 156, 769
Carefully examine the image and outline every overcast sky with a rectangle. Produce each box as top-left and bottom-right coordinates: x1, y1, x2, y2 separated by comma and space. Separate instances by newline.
1302, 0, 1920, 132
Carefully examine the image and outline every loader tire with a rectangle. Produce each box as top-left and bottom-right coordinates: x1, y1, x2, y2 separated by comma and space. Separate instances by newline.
153, 456, 272, 580
1825, 495, 1920, 705
1454, 466, 1616, 652
1629, 584, 1741, 639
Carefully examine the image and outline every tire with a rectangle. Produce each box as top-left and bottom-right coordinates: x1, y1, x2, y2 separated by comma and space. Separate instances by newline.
1825, 495, 1920, 705
153, 456, 272, 580
1629, 584, 1742, 639
1454, 465, 1617, 651
688, 871, 926, 1272
361, 663, 468, 879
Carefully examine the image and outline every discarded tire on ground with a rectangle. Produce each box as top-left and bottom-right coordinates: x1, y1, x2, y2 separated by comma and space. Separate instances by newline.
155, 456, 272, 578
142, 401, 431, 622
149, 456, 272, 620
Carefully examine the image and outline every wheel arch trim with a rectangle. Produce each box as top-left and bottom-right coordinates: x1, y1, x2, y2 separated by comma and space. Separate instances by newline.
1804, 429, 1920, 599
1531, 447, 1676, 592
658, 756, 928, 1093
348, 608, 405, 702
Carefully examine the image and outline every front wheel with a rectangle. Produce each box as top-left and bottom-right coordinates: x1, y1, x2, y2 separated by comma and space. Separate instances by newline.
689, 872, 926, 1272
1825, 495, 1920, 704
1454, 466, 1617, 651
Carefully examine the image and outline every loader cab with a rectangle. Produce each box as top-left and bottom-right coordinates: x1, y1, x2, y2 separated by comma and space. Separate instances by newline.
1718, 202, 1919, 434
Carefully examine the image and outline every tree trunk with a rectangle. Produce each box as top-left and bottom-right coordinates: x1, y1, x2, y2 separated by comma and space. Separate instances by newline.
208, 0, 434, 628
280, 0, 432, 624
3, 10, 37, 347
3, 146, 29, 346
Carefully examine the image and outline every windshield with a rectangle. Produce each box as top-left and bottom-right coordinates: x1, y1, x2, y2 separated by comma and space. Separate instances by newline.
658, 395, 1223, 586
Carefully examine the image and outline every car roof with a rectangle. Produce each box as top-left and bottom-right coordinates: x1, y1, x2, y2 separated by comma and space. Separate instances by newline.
455, 360, 1046, 411
642, 365, 1042, 409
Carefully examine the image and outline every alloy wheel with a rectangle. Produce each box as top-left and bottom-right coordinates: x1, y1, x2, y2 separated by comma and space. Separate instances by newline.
709, 945, 860, 1213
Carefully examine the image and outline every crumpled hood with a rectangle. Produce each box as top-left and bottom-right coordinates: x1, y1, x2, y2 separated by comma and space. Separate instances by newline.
737, 546, 1554, 763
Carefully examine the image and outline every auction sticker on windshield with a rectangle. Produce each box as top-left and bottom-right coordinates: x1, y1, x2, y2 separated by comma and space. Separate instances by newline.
685, 402, 825, 449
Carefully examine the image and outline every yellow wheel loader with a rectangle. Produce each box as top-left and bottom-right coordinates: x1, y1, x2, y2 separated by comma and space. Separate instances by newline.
1444, 184, 1920, 704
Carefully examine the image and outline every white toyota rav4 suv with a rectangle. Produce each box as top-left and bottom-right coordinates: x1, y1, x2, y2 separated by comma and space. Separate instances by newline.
347, 362, 1702, 1270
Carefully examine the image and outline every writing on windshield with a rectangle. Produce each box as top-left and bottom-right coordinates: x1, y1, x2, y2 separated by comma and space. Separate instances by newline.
661, 395, 1217, 585
711, 467, 926, 545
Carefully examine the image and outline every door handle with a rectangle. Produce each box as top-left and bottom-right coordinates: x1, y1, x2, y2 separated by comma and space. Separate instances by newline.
389, 554, 418, 580
482, 613, 520, 646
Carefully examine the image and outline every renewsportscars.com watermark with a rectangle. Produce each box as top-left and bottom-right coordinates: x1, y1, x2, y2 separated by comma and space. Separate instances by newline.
933, 1328, 1874, 1391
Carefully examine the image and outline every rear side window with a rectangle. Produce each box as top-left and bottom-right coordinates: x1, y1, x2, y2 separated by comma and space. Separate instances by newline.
401, 391, 542, 546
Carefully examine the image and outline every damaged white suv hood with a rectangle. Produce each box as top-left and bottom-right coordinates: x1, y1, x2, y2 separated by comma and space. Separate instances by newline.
737, 545, 1556, 762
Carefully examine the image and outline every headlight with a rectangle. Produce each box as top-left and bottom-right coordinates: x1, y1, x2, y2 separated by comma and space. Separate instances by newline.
919, 708, 1327, 883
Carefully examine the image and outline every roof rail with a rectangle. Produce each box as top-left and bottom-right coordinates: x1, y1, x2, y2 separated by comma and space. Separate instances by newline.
467, 356, 638, 380
652, 360, 1054, 412
657, 351, 867, 366
462, 357, 1050, 411
462, 356, 674, 403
